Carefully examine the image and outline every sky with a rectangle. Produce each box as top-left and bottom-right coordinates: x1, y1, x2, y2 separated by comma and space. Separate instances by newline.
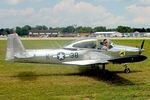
0, 0, 150, 28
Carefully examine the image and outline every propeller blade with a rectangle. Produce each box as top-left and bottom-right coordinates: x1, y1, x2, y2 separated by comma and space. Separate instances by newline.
139, 40, 145, 55
141, 40, 145, 50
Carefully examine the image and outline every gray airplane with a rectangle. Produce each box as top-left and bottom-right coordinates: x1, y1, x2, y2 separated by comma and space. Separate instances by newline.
5, 34, 147, 73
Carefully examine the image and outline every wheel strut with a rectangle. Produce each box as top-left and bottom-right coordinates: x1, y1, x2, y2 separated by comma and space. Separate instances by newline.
124, 63, 130, 73
91, 64, 99, 70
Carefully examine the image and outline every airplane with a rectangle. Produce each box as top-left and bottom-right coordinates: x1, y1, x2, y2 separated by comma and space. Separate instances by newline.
5, 34, 147, 74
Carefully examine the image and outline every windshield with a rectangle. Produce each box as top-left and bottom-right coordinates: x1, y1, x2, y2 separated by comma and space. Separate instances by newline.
63, 40, 75, 47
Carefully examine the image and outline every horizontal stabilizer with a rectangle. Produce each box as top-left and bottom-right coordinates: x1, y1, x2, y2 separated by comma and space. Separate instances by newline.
14, 55, 33, 59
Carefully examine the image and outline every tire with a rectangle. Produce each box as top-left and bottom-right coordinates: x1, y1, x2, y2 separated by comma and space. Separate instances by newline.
124, 68, 130, 73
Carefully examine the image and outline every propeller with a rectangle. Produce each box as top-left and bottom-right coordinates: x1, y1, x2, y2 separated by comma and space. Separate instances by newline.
141, 40, 145, 50
139, 40, 145, 55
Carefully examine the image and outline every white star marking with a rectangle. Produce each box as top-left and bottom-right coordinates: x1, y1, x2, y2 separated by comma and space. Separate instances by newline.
57, 52, 65, 60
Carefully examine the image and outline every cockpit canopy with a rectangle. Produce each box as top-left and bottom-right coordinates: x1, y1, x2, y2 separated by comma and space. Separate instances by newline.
64, 38, 114, 50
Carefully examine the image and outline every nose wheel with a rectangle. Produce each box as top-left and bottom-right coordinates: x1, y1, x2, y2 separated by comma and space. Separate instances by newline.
124, 64, 130, 73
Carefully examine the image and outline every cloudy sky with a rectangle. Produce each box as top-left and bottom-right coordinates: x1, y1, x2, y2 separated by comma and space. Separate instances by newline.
0, 0, 150, 28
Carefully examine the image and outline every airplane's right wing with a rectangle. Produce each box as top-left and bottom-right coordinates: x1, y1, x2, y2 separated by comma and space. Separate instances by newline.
63, 50, 111, 66
63, 59, 109, 66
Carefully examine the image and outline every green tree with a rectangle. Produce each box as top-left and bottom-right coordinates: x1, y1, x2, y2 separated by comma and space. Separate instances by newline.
93, 26, 106, 32
146, 28, 150, 32
62, 26, 75, 33
16, 27, 22, 36
0, 29, 4, 35
49, 27, 53, 30
77, 26, 83, 33
21, 27, 28, 36
24, 25, 31, 30
54, 27, 64, 33
23, 25, 32, 35
5, 28, 13, 35
42, 25, 48, 30
107, 28, 116, 31
35, 25, 43, 30
117, 26, 133, 33
77, 26, 92, 33
35, 25, 48, 30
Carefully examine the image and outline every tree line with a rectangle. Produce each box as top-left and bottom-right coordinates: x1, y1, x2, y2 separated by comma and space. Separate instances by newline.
0, 25, 150, 36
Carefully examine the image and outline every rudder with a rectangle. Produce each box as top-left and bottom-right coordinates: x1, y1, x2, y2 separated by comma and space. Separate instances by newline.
5, 34, 25, 61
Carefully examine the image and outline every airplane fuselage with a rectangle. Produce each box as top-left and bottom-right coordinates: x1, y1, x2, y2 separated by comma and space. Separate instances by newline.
14, 45, 146, 65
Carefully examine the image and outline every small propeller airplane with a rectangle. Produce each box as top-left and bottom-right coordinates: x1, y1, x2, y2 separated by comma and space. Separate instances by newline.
5, 34, 147, 73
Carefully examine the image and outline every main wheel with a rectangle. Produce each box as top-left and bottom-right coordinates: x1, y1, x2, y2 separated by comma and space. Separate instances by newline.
124, 68, 130, 73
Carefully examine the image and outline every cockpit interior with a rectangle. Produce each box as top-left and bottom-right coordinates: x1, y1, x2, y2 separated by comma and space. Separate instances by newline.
64, 38, 114, 50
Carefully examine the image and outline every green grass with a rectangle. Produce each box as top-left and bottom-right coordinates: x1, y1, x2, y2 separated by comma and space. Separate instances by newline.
0, 39, 150, 100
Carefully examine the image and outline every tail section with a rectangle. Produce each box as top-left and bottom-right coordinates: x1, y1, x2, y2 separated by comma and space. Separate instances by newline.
5, 34, 25, 61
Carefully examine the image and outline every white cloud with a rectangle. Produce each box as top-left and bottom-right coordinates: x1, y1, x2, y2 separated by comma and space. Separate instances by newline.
4, 0, 44, 5
0, 8, 34, 17
35, 0, 126, 27
0, 0, 127, 27
0, 8, 35, 27
127, 4, 150, 16
133, 17, 149, 24
126, 4, 150, 24
137, 0, 150, 6
5, 0, 25, 5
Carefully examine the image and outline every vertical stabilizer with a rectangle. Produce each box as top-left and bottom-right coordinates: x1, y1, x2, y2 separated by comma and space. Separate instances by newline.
5, 34, 25, 61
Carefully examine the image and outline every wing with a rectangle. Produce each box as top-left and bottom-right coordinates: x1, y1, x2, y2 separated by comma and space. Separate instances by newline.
63, 60, 109, 66
63, 50, 111, 66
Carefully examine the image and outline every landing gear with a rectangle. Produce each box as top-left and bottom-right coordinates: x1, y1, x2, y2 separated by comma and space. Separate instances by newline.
91, 64, 99, 70
124, 63, 130, 73
91, 64, 106, 74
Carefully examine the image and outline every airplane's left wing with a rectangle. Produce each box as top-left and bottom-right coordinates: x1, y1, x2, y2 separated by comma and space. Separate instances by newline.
63, 60, 109, 66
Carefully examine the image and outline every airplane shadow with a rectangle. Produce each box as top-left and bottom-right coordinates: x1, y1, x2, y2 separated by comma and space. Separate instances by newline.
71, 67, 139, 86
15, 71, 38, 81
14, 67, 141, 85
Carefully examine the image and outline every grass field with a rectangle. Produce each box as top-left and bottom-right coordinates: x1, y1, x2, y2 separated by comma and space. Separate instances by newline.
0, 39, 150, 100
